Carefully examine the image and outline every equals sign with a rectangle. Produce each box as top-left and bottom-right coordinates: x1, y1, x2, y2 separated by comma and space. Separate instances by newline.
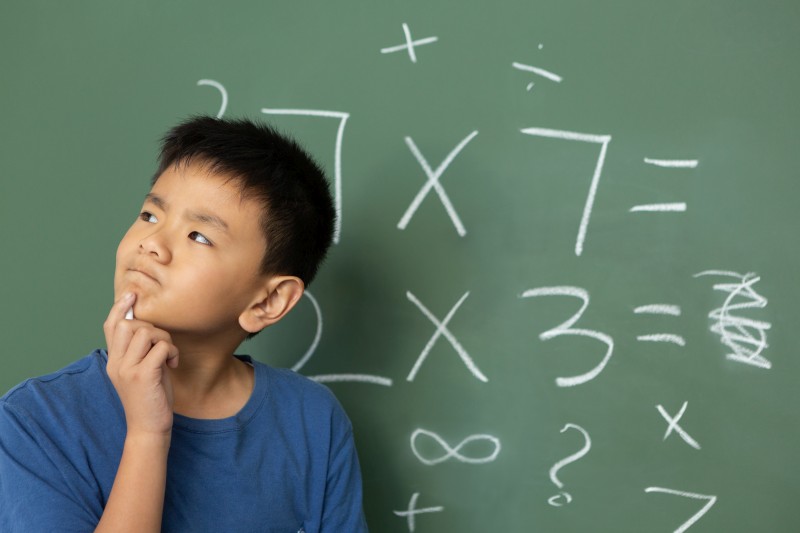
629, 158, 698, 213
634, 304, 685, 346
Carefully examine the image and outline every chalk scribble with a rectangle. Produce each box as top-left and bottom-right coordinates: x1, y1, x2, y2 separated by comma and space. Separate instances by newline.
694, 270, 771, 369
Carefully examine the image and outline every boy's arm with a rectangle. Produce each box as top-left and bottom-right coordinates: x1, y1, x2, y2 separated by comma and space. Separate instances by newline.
0, 400, 100, 532
94, 433, 170, 532
94, 293, 179, 533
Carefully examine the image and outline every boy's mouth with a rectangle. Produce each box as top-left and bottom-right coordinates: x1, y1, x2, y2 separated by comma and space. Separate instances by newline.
127, 266, 160, 284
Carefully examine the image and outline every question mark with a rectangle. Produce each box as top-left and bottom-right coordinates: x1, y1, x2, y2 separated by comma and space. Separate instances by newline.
548, 423, 591, 506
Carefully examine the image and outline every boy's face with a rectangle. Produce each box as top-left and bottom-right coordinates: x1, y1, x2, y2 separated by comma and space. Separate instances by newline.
114, 161, 269, 337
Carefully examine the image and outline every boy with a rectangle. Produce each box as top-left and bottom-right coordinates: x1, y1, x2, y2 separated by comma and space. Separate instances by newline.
0, 116, 368, 532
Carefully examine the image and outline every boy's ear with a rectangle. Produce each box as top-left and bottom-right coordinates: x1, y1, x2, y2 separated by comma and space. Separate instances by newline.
239, 276, 305, 334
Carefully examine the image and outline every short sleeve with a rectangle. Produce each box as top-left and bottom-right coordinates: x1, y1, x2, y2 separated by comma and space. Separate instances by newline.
319, 408, 369, 532
0, 400, 100, 532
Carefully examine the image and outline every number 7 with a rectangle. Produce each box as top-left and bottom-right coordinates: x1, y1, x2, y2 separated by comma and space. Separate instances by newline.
520, 128, 612, 256
261, 107, 349, 244
645, 487, 717, 533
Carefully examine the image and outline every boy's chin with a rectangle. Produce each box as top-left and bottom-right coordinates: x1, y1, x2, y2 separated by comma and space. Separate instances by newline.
135, 314, 204, 338
130, 310, 162, 328
127, 305, 168, 329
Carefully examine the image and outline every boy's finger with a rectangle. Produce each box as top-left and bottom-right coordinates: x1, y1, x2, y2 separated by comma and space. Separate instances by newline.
147, 341, 180, 370
124, 327, 175, 365
103, 293, 136, 337
127, 339, 179, 375
109, 317, 139, 359
166, 349, 180, 369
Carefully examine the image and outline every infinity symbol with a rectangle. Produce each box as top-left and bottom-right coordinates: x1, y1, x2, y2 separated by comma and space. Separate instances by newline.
410, 428, 501, 465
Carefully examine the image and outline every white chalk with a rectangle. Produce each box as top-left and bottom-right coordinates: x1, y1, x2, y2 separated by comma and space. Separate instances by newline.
125, 307, 134, 320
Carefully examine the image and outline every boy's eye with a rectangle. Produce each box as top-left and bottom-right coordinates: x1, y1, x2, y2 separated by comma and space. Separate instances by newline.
139, 211, 158, 223
189, 231, 212, 246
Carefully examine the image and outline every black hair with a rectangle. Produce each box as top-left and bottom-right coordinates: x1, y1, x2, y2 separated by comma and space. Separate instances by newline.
153, 115, 335, 288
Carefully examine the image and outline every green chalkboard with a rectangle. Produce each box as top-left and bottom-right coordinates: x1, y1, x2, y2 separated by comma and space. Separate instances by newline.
1, 1, 799, 531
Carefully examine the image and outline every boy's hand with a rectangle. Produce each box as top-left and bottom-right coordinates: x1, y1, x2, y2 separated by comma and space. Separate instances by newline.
103, 293, 179, 439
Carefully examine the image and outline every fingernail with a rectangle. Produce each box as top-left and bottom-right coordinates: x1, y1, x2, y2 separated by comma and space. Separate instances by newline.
123, 292, 134, 302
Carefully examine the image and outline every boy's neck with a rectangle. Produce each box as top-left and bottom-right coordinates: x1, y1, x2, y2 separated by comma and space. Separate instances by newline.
167, 333, 255, 420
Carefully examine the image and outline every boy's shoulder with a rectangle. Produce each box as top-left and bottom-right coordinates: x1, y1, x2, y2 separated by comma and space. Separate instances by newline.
248, 357, 352, 426
1, 350, 107, 409
0, 350, 105, 404
252, 358, 340, 403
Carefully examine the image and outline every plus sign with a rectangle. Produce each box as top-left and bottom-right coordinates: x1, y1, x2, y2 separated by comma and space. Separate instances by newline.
393, 492, 444, 532
380, 23, 439, 63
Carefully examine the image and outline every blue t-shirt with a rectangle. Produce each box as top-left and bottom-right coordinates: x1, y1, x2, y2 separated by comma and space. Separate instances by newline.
0, 350, 368, 532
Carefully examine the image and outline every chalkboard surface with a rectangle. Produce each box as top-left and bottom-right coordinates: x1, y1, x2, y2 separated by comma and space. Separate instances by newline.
1, 1, 798, 531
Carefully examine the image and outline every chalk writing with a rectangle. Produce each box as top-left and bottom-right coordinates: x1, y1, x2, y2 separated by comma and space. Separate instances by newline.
406, 291, 487, 382
196, 79, 228, 118
630, 203, 687, 212
548, 423, 591, 507
393, 492, 444, 532
634, 304, 682, 316
260, 107, 349, 244
634, 303, 685, 346
312, 374, 393, 386
632, 156, 696, 213
656, 401, 700, 450
637, 334, 686, 347
519, 128, 612, 256
410, 428, 501, 465
644, 158, 699, 168
291, 292, 393, 387
511, 62, 563, 83
380, 23, 438, 63
644, 487, 717, 533
694, 270, 771, 369
397, 131, 478, 237
180, 72, 748, 533
289, 291, 323, 373
519, 286, 614, 387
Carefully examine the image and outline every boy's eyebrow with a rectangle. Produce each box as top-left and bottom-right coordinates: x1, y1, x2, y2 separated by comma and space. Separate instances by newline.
188, 210, 229, 233
144, 193, 230, 233
145, 193, 167, 211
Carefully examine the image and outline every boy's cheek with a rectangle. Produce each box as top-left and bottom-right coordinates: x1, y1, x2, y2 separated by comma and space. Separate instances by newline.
113, 232, 136, 295
116, 230, 134, 257
112, 265, 126, 301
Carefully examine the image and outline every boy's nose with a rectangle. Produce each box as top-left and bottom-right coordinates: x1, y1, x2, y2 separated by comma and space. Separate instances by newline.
137, 231, 172, 263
